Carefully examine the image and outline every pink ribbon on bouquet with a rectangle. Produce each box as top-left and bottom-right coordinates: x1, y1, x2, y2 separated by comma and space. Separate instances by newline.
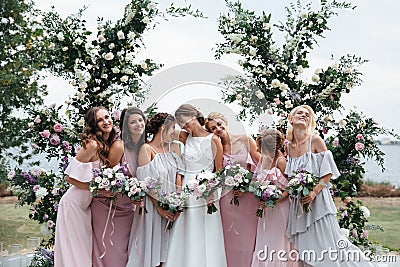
100, 200, 116, 259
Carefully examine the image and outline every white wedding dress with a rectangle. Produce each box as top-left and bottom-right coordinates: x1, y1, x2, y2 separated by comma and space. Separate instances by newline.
164, 133, 227, 267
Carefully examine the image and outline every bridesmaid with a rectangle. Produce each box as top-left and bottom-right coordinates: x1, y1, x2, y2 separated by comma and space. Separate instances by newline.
251, 129, 298, 267
91, 107, 146, 267
205, 112, 260, 267
54, 106, 115, 267
127, 113, 184, 267
285, 105, 373, 266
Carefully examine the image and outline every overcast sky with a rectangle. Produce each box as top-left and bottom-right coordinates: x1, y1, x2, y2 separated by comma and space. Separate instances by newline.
34, 0, 400, 135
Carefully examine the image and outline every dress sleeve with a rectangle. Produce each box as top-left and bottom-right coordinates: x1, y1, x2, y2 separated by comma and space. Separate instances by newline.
65, 158, 95, 182
171, 152, 185, 176
317, 151, 340, 180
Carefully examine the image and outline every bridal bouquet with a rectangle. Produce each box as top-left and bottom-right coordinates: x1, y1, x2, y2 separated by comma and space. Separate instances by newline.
217, 164, 253, 206
157, 191, 189, 230
185, 170, 221, 214
89, 165, 129, 200
124, 176, 160, 214
249, 179, 282, 218
286, 168, 320, 214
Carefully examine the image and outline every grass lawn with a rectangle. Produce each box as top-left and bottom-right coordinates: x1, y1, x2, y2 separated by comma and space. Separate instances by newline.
0, 203, 42, 249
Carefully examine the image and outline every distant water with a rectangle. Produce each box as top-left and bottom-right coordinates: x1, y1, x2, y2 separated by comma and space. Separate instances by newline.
363, 145, 400, 188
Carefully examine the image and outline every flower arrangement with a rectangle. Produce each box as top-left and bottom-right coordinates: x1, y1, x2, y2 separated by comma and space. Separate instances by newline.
217, 164, 253, 206
157, 191, 189, 230
7, 166, 68, 248
185, 170, 221, 214
29, 247, 55, 267
124, 176, 160, 214
249, 179, 282, 218
89, 165, 130, 200
337, 197, 383, 249
286, 168, 320, 214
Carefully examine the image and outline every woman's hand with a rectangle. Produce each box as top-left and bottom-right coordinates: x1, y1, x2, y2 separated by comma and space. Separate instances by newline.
233, 190, 244, 198
300, 191, 317, 205
131, 198, 144, 206
98, 189, 114, 198
156, 206, 175, 221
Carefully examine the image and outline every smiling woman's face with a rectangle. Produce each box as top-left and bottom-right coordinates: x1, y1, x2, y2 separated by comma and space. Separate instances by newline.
127, 113, 145, 137
96, 109, 113, 134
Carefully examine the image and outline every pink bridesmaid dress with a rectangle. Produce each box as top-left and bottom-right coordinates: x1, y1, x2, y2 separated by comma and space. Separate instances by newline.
54, 158, 100, 267
91, 151, 136, 267
251, 166, 298, 267
220, 145, 259, 267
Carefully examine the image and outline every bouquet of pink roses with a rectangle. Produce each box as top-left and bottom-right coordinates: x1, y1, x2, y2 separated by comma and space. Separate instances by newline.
124, 176, 160, 214
185, 170, 221, 214
157, 191, 189, 230
249, 178, 282, 218
286, 168, 320, 214
89, 165, 129, 201
217, 164, 253, 206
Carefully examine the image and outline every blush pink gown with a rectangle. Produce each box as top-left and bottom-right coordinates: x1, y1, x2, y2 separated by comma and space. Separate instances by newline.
91, 150, 136, 267
220, 144, 259, 267
251, 166, 298, 267
54, 158, 100, 267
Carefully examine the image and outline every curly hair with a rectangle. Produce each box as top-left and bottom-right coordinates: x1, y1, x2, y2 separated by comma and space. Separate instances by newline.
256, 128, 285, 157
145, 113, 176, 139
120, 107, 146, 153
80, 106, 116, 166
174, 104, 205, 126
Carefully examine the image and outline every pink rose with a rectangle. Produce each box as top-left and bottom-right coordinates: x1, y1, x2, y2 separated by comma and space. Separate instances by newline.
322, 128, 328, 134
356, 134, 364, 140
49, 134, 61, 145
355, 142, 364, 151
333, 139, 339, 147
53, 123, 63, 133
352, 229, 358, 238
40, 130, 51, 138
34, 116, 41, 124
33, 185, 40, 192
344, 196, 352, 204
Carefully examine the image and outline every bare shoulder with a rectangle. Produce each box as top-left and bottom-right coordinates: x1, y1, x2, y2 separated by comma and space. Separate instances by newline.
179, 131, 189, 144
312, 134, 327, 153
169, 142, 182, 156
212, 134, 222, 144
85, 139, 98, 152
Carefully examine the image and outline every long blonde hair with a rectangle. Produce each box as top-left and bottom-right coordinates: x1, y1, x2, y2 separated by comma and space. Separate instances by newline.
286, 105, 316, 142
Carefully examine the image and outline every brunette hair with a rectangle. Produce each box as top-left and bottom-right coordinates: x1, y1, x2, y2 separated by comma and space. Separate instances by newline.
80, 106, 116, 166
146, 113, 176, 139
120, 107, 146, 153
256, 128, 285, 157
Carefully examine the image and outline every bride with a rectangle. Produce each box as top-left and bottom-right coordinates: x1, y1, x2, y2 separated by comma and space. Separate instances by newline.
164, 104, 227, 267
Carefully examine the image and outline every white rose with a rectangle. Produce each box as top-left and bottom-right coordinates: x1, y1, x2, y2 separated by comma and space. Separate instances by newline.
317, 18, 323, 24
1, 18, 8, 24
311, 74, 320, 83
300, 11, 308, 19
332, 63, 339, 70
297, 65, 304, 73
78, 117, 85, 127
141, 62, 148, 70
48, 42, 55, 49
315, 68, 322, 75
62, 47, 68, 51
73, 37, 83, 46
101, 74, 108, 79
197, 184, 207, 193
279, 82, 289, 91
338, 119, 347, 128
104, 52, 114, 60
77, 92, 85, 100
117, 30, 125, 40
108, 43, 115, 49
35, 187, 48, 199
236, 94, 242, 101
284, 100, 293, 109
143, 17, 150, 24
95, 176, 102, 183
127, 31, 136, 40
230, 18, 236, 25
112, 67, 120, 74
344, 68, 352, 74
120, 75, 129, 83
31, 166, 43, 176
263, 22, 271, 30
341, 228, 350, 237
255, 90, 265, 99
57, 32, 64, 41
250, 36, 258, 44
98, 34, 106, 43
249, 47, 257, 56
360, 206, 370, 218
288, 72, 295, 79
271, 79, 280, 88
79, 82, 87, 90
